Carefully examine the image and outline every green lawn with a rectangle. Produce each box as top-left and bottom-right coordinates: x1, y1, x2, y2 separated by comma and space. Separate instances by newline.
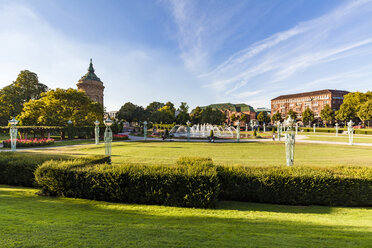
301, 135, 372, 143
0, 185, 371, 248
26, 141, 372, 167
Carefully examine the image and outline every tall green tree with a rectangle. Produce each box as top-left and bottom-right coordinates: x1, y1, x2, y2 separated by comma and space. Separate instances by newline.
190, 106, 202, 124
287, 109, 297, 120
117, 102, 145, 123
302, 107, 314, 126
18, 88, 103, 126
257, 111, 270, 123
357, 99, 372, 126
336, 91, 372, 122
200, 107, 225, 125
0, 70, 47, 125
271, 112, 282, 123
230, 113, 236, 123
239, 113, 247, 122
320, 105, 334, 127
176, 102, 190, 124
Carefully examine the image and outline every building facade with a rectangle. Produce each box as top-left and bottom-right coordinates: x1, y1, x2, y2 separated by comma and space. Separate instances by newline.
76, 59, 105, 106
271, 89, 349, 120
201, 103, 256, 124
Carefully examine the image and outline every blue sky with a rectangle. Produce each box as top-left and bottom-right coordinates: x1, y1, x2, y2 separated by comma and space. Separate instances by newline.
0, 0, 371, 111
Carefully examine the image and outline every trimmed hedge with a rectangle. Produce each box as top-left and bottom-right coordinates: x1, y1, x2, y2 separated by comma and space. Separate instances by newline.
27, 156, 372, 208
217, 165, 372, 206
0, 153, 110, 187
35, 159, 219, 208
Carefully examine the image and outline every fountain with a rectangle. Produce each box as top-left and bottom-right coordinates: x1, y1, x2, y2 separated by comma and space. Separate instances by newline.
170, 124, 237, 138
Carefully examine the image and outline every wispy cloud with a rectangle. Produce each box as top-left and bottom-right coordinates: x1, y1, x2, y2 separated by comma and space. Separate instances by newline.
167, 0, 372, 107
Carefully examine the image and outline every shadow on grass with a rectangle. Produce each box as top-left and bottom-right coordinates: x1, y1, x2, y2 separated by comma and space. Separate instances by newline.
0, 185, 371, 248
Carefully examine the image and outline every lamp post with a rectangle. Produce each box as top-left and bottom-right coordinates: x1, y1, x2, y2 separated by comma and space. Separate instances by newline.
143, 121, 147, 141
94, 120, 100, 145
313, 123, 316, 133
236, 120, 240, 143
284, 116, 295, 166
335, 123, 339, 137
347, 120, 354, 145
263, 123, 266, 133
186, 120, 191, 142
104, 118, 113, 157
9, 117, 18, 152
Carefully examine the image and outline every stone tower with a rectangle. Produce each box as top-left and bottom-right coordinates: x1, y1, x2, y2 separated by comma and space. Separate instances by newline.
76, 59, 104, 106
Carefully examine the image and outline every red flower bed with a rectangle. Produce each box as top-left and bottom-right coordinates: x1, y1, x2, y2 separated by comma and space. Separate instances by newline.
2, 138, 55, 148
113, 134, 129, 140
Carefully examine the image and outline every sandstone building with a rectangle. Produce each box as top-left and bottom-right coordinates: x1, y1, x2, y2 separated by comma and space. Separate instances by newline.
271, 89, 349, 120
77, 59, 105, 106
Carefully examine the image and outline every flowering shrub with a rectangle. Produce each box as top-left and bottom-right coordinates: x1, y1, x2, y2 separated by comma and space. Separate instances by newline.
113, 134, 129, 140
2, 138, 55, 148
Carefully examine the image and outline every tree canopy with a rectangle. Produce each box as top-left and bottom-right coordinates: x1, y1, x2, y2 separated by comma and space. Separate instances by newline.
302, 107, 314, 126
257, 111, 271, 124
320, 105, 334, 126
117, 102, 145, 123
0, 70, 47, 125
18, 88, 103, 126
271, 112, 282, 122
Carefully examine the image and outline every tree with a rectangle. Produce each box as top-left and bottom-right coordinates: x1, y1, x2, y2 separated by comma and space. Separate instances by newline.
146, 101, 164, 113
357, 99, 372, 126
257, 111, 270, 124
271, 112, 282, 123
18, 88, 103, 126
200, 107, 225, 125
239, 114, 247, 122
336, 91, 372, 122
0, 70, 47, 125
335, 104, 355, 122
230, 113, 236, 123
190, 106, 202, 124
155, 105, 175, 124
117, 102, 145, 123
320, 105, 334, 127
176, 102, 190, 124
287, 109, 297, 120
302, 107, 314, 126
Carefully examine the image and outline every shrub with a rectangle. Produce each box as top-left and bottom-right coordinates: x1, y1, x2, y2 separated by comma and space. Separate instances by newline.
177, 157, 213, 167
0, 153, 110, 187
253, 129, 257, 136
35, 157, 219, 208
2, 138, 55, 148
217, 165, 372, 206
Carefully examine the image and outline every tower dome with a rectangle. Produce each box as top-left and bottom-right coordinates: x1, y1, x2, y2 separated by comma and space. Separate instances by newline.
76, 59, 105, 106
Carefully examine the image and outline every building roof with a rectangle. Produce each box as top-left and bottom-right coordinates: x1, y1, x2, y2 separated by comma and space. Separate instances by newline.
79, 59, 102, 82
255, 107, 271, 113
200, 103, 255, 112
271, 89, 350, 101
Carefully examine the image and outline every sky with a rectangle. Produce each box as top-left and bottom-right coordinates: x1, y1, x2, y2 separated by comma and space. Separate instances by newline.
0, 0, 371, 111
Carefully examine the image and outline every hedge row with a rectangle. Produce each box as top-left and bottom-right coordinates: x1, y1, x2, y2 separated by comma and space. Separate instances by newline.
35, 158, 219, 208
34, 157, 372, 208
217, 166, 372, 206
0, 153, 110, 187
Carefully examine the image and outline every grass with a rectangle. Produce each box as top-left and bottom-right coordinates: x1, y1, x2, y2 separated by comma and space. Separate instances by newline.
25, 141, 372, 167
301, 135, 372, 143
0, 185, 371, 248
